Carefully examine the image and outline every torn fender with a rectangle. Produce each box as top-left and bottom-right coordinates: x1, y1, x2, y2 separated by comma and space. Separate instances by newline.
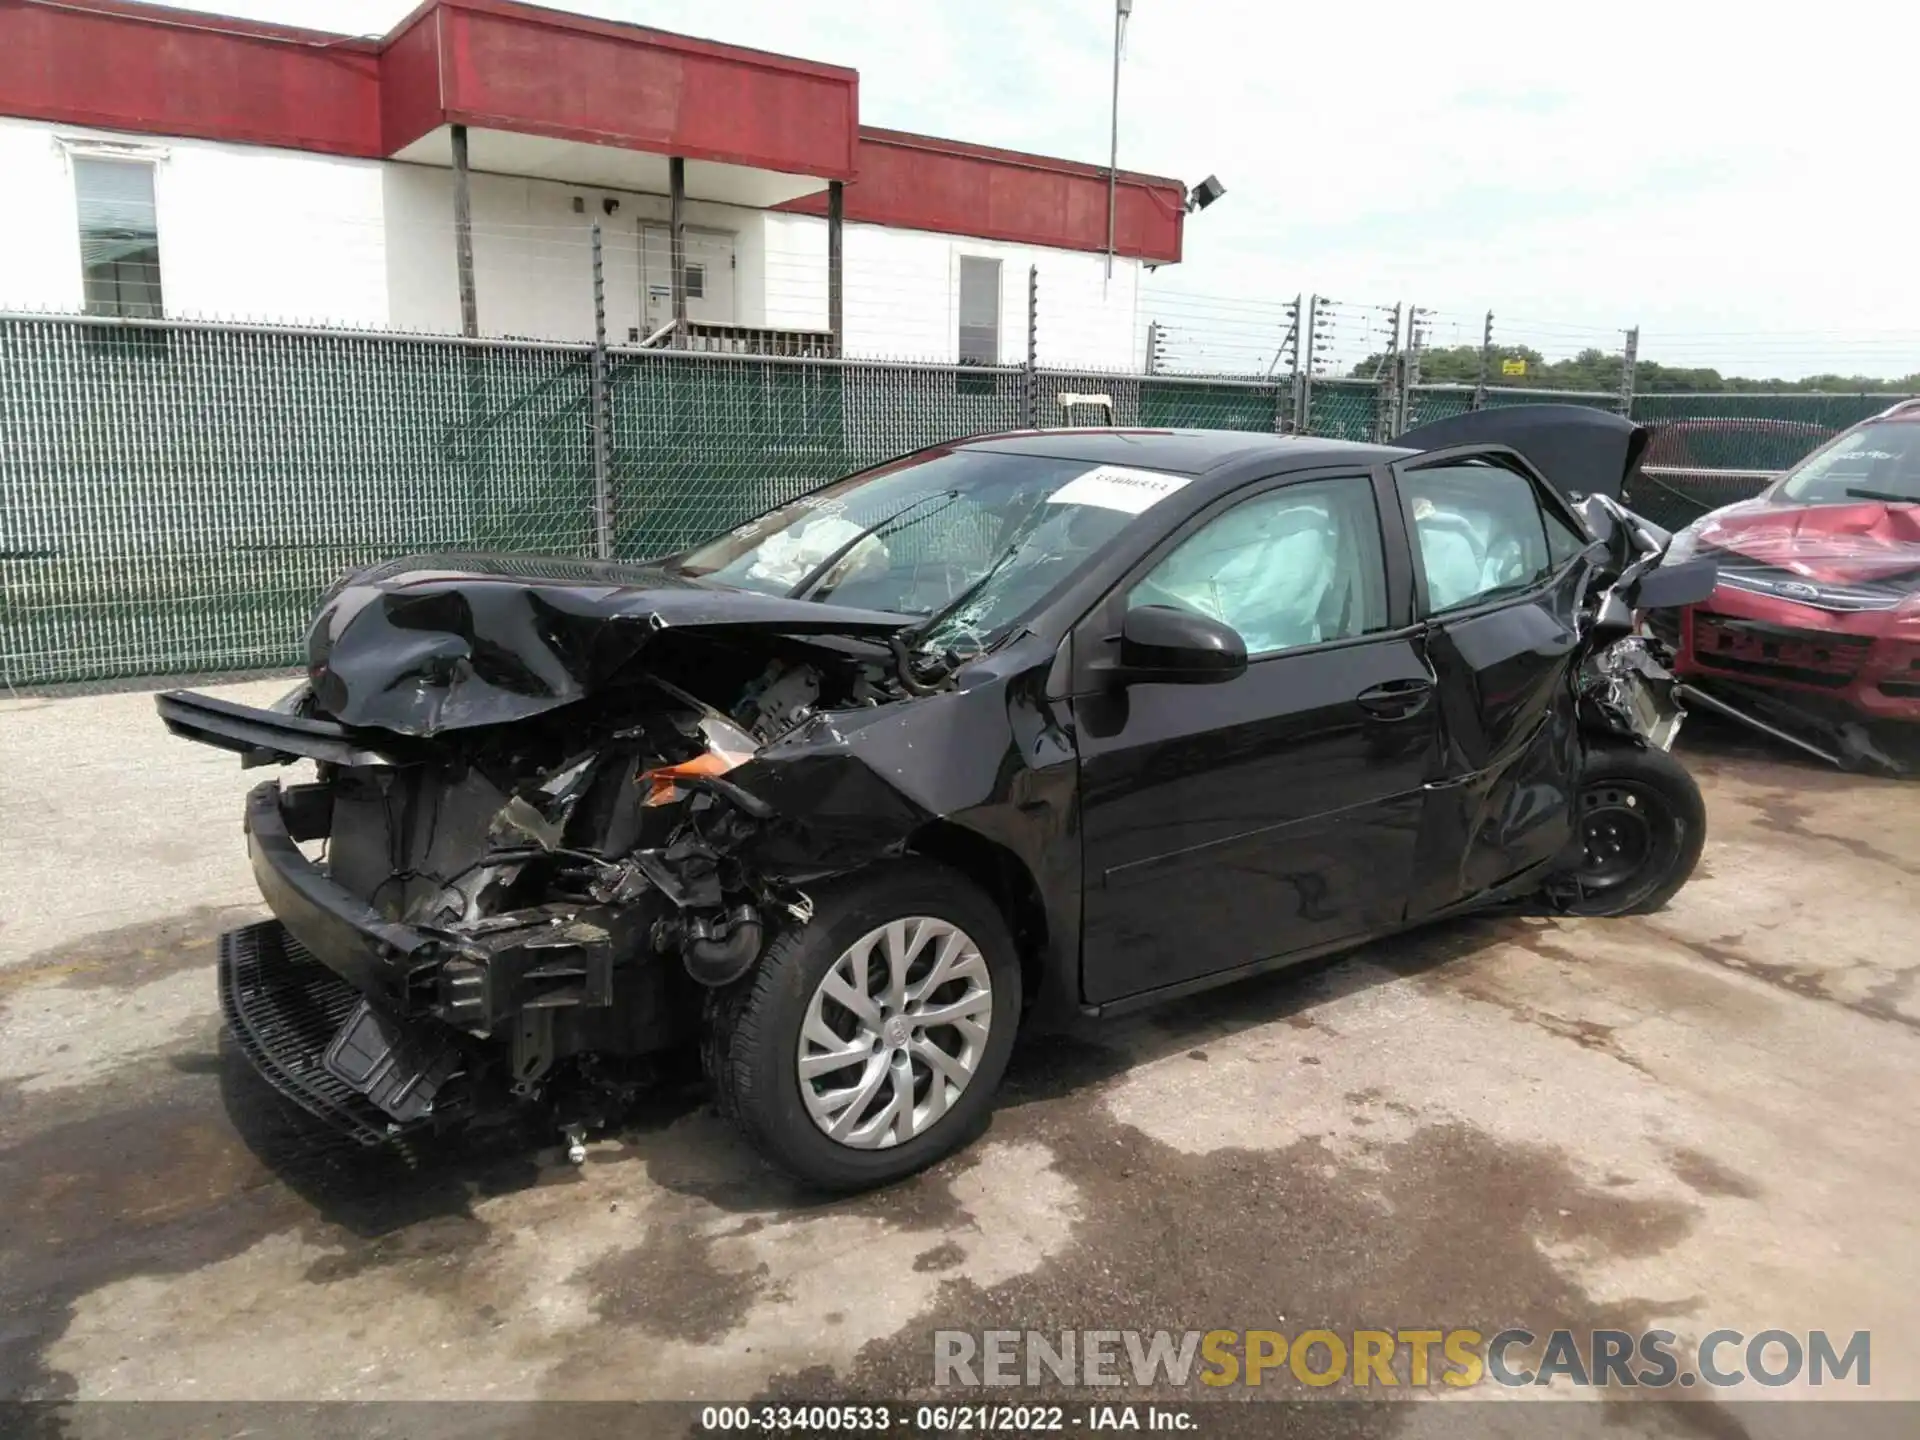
306, 553, 917, 735
725, 633, 1079, 879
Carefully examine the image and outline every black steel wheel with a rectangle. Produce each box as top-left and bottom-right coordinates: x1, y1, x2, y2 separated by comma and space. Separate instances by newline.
1555, 744, 1708, 917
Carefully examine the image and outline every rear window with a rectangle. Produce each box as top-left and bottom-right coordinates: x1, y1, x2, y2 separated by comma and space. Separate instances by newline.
1778, 419, 1920, 505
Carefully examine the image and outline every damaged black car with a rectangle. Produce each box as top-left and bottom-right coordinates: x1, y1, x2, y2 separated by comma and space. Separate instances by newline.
160, 415, 1717, 1190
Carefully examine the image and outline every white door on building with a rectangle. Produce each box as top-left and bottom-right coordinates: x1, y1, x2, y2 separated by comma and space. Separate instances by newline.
641, 225, 736, 333
601, 222, 643, 344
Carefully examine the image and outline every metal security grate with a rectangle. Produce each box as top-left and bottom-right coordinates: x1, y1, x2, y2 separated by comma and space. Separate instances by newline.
218, 920, 399, 1147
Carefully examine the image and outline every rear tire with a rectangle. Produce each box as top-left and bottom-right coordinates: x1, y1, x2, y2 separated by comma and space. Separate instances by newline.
1554, 743, 1707, 917
704, 859, 1021, 1191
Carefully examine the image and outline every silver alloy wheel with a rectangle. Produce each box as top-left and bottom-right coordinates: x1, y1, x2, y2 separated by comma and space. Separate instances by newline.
796, 916, 994, 1150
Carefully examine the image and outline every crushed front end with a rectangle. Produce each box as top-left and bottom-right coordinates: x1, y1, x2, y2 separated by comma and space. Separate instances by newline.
164, 685, 753, 1146
1649, 490, 1920, 774
160, 555, 932, 1149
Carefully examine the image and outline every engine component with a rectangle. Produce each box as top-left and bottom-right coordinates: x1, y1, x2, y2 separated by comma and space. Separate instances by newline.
735, 661, 822, 741
658, 903, 765, 986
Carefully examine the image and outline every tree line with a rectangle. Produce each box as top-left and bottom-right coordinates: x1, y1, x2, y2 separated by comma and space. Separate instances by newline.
1350, 344, 1920, 394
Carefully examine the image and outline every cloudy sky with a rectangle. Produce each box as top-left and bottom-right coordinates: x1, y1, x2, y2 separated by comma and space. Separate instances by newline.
168, 0, 1918, 377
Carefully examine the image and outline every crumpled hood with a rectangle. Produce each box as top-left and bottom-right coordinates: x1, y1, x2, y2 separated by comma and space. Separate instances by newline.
1697, 498, 1920, 584
306, 553, 916, 736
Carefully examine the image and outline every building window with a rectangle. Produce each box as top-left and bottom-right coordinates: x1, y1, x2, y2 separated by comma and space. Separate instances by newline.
957, 256, 1001, 365
685, 263, 706, 300
74, 157, 164, 319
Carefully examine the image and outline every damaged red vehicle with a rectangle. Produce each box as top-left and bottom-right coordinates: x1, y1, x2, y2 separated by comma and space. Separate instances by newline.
1650, 398, 1920, 771
160, 415, 1714, 1190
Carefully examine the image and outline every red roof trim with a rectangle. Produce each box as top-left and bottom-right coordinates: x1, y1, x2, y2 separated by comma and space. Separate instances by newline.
430, 0, 857, 84
858, 125, 1186, 193
2, 0, 383, 156
780, 125, 1186, 264
1, 0, 1181, 261
12, 0, 382, 49
431, 1, 858, 181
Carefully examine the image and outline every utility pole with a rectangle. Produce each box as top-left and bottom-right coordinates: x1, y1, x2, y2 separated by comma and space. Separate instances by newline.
1473, 309, 1495, 411
1618, 325, 1640, 417
1374, 302, 1403, 443
1399, 306, 1429, 436
589, 222, 612, 560
1295, 294, 1320, 435
1270, 294, 1301, 432
1106, 0, 1132, 283
1025, 265, 1040, 428
451, 124, 478, 338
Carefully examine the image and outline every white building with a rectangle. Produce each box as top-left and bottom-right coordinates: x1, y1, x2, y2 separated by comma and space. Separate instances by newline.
0, 0, 1189, 369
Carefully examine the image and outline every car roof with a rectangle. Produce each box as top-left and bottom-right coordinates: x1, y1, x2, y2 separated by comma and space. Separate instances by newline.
956, 428, 1406, 475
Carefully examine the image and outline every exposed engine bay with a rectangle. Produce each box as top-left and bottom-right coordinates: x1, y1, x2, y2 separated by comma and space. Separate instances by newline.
162, 580, 968, 1150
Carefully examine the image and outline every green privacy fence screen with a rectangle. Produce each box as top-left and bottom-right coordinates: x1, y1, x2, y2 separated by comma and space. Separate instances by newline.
1, 318, 594, 686
1, 313, 1908, 687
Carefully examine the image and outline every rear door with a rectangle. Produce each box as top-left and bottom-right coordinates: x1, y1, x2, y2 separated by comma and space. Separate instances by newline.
642, 225, 737, 332
1072, 466, 1442, 1005
1391, 448, 1598, 917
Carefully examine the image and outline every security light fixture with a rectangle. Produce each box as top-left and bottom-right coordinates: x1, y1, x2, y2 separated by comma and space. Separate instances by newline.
1186, 175, 1225, 213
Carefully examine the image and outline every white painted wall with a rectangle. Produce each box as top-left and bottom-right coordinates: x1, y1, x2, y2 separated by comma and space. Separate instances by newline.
0, 118, 1148, 368
763, 210, 1145, 369
0, 119, 89, 313
382, 165, 765, 342
0, 117, 389, 326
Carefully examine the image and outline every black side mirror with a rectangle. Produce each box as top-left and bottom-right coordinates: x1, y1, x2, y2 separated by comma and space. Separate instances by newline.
1114, 605, 1247, 685
1628, 556, 1719, 611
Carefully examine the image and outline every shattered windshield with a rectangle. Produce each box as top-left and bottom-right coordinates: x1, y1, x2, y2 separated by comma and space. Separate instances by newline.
1778, 420, 1920, 504
672, 447, 1191, 653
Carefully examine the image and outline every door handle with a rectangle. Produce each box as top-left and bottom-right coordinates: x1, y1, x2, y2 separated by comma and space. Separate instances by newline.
1355, 677, 1433, 719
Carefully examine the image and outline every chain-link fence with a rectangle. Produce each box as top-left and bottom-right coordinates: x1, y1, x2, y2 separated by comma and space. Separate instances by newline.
1617, 394, 1909, 530
0, 316, 594, 685
2, 310, 1911, 688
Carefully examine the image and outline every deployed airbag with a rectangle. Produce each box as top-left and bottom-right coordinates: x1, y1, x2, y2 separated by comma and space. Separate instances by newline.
1132, 498, 1338, 654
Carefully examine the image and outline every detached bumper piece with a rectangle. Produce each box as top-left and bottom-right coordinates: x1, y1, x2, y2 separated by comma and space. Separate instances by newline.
323, 1000, 462, 1126
219, 920, 426, 1146
158, 689, 404, 768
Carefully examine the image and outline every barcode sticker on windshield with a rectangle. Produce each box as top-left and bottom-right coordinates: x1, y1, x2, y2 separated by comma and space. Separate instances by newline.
1046, 465, 1192, 515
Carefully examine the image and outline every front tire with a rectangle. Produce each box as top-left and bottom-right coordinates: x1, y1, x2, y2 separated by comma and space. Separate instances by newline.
1553, 743, 1707, 917
704, 859, 1021, 1191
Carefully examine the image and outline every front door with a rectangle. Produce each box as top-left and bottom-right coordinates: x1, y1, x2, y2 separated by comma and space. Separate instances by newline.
1074, 470, 1442, 1005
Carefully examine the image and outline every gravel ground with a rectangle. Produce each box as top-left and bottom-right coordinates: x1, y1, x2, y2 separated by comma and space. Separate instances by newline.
1, 682, 1916, 1434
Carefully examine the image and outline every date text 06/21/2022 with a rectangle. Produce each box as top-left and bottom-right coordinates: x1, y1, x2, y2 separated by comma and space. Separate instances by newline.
698, 1404, 1193, 1432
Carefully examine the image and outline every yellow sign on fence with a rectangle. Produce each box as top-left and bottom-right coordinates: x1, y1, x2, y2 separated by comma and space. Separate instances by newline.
1501, 358, 1528, 376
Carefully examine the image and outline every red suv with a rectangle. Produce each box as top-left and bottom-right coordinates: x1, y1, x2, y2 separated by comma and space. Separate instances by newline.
1652, 398, 1920, 769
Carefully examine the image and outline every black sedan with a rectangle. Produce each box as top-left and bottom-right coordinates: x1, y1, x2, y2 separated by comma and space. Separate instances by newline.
160, 416, 1711, 1189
